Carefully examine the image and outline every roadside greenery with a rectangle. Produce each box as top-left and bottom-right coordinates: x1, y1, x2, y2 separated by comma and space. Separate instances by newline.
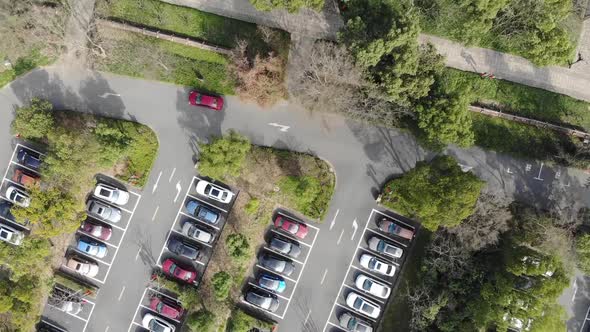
228, 308, 274, 332
249, 0, 325, 12
416, 0, 579, 66
575, 233, 590, 275
244, 197, 260, 215
225, 233, 250, 260
198, 131, 252, 180
381, 155, 484, 231
211, 271, 233, 300
278, 175, 327, 219
186, 309, 216, 332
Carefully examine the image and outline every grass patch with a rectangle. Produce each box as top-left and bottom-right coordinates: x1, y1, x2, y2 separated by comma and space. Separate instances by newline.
244, 197, 260, 216
93, 24, 235, 94
443, 68, 590, 131
0, 49, 53, 88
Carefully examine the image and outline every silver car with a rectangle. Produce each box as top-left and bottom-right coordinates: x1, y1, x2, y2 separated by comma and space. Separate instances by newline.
87, 199, 121, 223
368, 236, 403, 259
339, 312, 373, 332
181, 221, 213, 244
0, 224, 24, 245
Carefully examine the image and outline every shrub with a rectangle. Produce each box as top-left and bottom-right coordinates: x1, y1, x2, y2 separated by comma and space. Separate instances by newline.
278, 175, 323, 218
11, 98, 54, 139
576, 233, 590, 275
244, 197, 260, 216
249, 0, 325, 12
198, 130, 251, 180
211, 271, 233, 301
186, 309, 216, 332
228, 308, 274, 332
226, 233, 250, 260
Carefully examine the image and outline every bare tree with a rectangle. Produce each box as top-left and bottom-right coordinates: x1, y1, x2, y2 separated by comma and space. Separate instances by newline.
406, 284, 448, 332
447, 193, 512, 251
423, 231, 471, 279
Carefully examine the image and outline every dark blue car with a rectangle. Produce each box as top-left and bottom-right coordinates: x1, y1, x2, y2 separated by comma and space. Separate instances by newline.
185, 200, 220, 225
17, 148, 41, 170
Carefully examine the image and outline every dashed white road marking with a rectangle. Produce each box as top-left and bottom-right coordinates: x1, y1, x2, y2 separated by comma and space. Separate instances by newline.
104, 326, 109, 332
329, 209, 340, 230
336, 229, 344, 245
168, 168, 176, 182
118, 286, 126, 301
151, 206, 159, 221
152, 171, 162, 193
98, 92, 121, 98
320, 269, 328, 285
135, 246, 142, 261
304, 309, 312, 325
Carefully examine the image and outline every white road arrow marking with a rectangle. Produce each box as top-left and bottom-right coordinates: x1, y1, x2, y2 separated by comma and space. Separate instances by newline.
174, 181, 182, 202
351, 219, 358, 241
329, 209, 340, 230
152, 171, 162, 193
98, 92, 121, 98
268, 122, 290, 132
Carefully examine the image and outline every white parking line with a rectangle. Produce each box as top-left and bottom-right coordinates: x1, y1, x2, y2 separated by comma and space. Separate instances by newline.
350, 265, 393, 285
147, 287, 180, 303
334, 303, 377, 322
41, 320, 67, 332
47, 303, 89, 322
127, 288, 149, 332
16, 143, 45, 156
179, 211, 221, 230
9, 160, 40, 175
0, 212, 30, 230
322, 210, 376, 332
270, 229, 312, 248
247, 282, 291, 301
357, 247, 400, 266
263, 247, 304, 265
78, 232, 119, 249
240, 299, 284, 320
91, 196, 134, 214
364, 228, 408, 248
255, 265, 297, 283
327, 321, 343, 329
139, 304, 181, 323
3, 177, 25, 188
373, 209, 415, 230
186, 193, 228, 213
60, 265, 105, 284
342, 284, 386, 304
170, 229, 213, 248
275, 211, 321, 231
73, 250, 112, 266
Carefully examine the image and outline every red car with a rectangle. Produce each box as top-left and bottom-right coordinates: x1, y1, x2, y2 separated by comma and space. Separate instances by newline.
188, 91, 224, 111
378, 218, 414, 240
274, 215, 308, 239
79, 220, 112, 241
149, 296, 184, 320
162, 259, 197, 284
12, 169, 39, 187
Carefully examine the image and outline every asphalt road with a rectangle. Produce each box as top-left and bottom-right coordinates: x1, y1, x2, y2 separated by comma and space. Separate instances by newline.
1, 67, 589, 332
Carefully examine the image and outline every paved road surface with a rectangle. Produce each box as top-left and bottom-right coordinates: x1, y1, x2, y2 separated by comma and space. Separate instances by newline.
1, 67, 589, 332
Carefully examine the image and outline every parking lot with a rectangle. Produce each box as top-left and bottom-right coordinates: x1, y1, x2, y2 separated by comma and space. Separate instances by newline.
128, 287, 184, 332
41, 285, 96, 332
323, 209, 414, 332
239, 210, 320, 321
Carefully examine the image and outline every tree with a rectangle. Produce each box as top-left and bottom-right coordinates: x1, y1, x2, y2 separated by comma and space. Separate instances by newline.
0, 238, 51, 280
10, 186, 86, 238
186, 309, 215, 332
198, 131, 251, 180
249, 0, 324, 12
11, 98, 54, 139
225, 233, 250, 260
211, 271, 233, 301
576, 233, 590, 275
229, 40, 286, 106
381, 155, 484, 231
339, 0, 444, 106
228, 309, 273, 332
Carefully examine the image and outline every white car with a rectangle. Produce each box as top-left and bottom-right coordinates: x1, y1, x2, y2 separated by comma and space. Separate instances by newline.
355, 274, 391, 299
0, 224, 24, 245
94, 184, 129, 206
66, 257, 99, 278
195, 180, 234, 204
368, 237, 403, 259
5, 186, 30, 208
346, 292, 381, 319
59, 301, 82, 315
359, 254, 396, 277
142, 313, 176, 332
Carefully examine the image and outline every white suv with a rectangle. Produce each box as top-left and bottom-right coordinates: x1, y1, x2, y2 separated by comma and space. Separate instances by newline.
195, 180, 234, 204
346, 292, 381, 319
359, 254, 396, 277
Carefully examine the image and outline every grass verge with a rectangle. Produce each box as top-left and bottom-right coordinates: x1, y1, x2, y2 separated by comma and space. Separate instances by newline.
93, 24, 235, 94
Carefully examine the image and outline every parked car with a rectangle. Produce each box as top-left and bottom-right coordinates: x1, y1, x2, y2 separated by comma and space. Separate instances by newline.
195, 180, 234, 203
48, 287, 84, 314
338, 312, 373, 332
12, 169, 39, 187
162, 258, 197, 284
355, 274, 391, 299
5, 186, 30, 207
188, 90, 224, 111
367, 236, 403, 259
259, 254, 295, 276
268, 234, 301, 258
359, 254, 395, 277
274, 215, 308, 239
66, 256, 99, 278
256, 272, 287, 293
79, 220, 112, 241
346, 292, 381, 319
149, 296, 184, 320
59, 301, 82, 315
167, 237, 202, 261
94, 183, 129, 206
17, 148, 41, 170
142, 313, 176, 332
377, 218, 414, 240
185, 200, 220, 225
181, 221, 214, 244
86, 199, 122, 223
76, 237, 108, 258
0, 224, 24, 245
244, 287, 279, 312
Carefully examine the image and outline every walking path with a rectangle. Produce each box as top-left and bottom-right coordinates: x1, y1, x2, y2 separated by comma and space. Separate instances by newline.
61, 0, 96, 68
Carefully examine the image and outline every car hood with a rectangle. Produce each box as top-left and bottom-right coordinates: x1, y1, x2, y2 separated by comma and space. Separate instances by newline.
86, 264, 99, 277
269, 298, 280, 312
289, 244, 302, 258
114, 190, 130, 205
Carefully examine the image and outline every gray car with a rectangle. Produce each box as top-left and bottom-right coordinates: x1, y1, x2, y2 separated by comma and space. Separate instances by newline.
268, 235, 301, 258
259, 254, 295, 276
244, 288, 280, 313
339, 312, 373, 332
367, 236, 403, 259
86, 199, 121, 223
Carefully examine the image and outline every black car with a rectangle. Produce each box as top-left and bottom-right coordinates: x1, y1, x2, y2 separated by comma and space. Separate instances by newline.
244, 287, 280, 312
17, 148, 41, 170
269, 235, 301, 258
167, 237, 202, 261
259, 254, 295, 276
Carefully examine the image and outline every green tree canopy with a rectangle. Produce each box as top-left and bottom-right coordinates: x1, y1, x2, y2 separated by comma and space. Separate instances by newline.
11, 97, 54, 139
211, 271, 233, 300
249, 0, 324, 12
186, 309, 216, 332
381, 155, 484, 230
575, 233, 590, 274
198, 130, 251, 180
228, 309, 273, 332
225, 233, 250, 260
0, 238, 51, 280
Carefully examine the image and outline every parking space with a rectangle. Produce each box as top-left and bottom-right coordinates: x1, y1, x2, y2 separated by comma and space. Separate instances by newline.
41, 285, 96, 332
0, 143, 45, 230
239, 211, 320, 321
323, 209, 416, 331
127, 287, 184, 332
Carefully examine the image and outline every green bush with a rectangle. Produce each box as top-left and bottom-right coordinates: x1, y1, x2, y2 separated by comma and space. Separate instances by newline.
228, 308, 274, 332
186, 309, 216, 332
211, 271, 233, 301
225, 233, 250, 260
198, 131, 251, 180
249, 0, 325, 12
576, 233, 590, 275
278, 175, 326, 218
11, 98, 54, 140
381, 155, 484, 231
176, 286, 201, 312
244, 197, 260, 216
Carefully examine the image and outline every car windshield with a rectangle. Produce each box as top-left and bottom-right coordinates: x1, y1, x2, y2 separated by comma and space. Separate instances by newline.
361, 303, 374, 314
377, 241, 385, 252
288, 223, 299, 233
8, 190, 16, 200
347, 317, 357, 329
0, 229, 8, 240
221, 192, 228, 199
148, 319, 166, 332
362, 279, 372, 290
195, 93, 202, 103
385, 246, 397, 255
388, 223, 398, 233
261, 278, 277, 289
353, 297, 363, 309
169, 264, 177, 275
156, 302, 164, 312
368, 258, 376, 269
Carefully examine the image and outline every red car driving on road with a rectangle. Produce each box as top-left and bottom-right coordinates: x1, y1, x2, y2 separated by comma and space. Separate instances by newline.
274, 215, 308, 239
162, 258, 197, 284
189, 90, 224, 111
